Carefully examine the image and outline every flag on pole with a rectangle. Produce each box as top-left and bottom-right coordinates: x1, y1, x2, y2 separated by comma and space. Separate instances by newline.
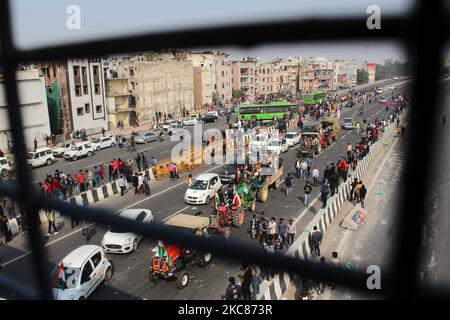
55, 262, 68, 290
214, 191, 221, 209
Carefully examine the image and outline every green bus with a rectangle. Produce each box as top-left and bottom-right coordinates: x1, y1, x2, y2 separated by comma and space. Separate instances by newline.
237, 102, 299, 121
302, 90, 327, 105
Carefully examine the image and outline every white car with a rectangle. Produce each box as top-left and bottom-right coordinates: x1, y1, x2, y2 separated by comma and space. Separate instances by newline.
389, 85, 396, 90
393, 76, 399, 80
0, 157, 11, 172
267, 139, 288, 154
51, 245, 113, 300
101, 209, 153, 254
64, 142, 95, 161
379, 96, 387, 103
375, 88, 383, 95
182, 117, 199, 126
53, 140, 77, 158
184, 173, 222, 204
284, 132, 301, 147
90, 136, 116, 151
162, 120, 177, 131
249, 133, 271, 148
27, 147, 55, 168
341, 117, 354, 130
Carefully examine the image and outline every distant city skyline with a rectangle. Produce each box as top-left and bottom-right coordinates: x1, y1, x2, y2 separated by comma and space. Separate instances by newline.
205, 42, 406, 66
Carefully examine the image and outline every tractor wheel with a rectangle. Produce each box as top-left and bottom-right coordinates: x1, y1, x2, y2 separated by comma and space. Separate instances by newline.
232, 208, 244, 227
223, 226, 231, 239
149, 271, 158, 283
257, 185, 269, 202
177, 272, 189, 289
195, 252, 212, 267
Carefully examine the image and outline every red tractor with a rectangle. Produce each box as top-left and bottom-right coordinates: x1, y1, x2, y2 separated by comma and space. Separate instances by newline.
209, 204, 245, 238
149, 214, 213, 288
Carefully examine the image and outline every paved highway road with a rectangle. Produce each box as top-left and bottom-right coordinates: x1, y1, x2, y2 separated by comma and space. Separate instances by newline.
0, 79, 408, 300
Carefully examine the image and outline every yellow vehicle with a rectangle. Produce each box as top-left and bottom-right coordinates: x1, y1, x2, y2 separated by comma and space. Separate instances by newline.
321, 117, 341, 142
189, 110, 201, 119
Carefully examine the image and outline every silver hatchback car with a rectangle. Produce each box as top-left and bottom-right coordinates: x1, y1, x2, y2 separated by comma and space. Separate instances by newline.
134, 132, 157, 144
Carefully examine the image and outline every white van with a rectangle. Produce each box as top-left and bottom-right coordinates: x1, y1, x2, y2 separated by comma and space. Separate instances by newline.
27, 148, 55, 168
51, 245, 113, 300
64, 142, 95, 161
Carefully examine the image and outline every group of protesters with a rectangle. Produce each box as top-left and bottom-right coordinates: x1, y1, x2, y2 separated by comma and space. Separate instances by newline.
36, 151, 159, 200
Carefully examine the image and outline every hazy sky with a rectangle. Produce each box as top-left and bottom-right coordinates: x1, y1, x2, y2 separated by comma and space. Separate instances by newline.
10, 0, 414, 64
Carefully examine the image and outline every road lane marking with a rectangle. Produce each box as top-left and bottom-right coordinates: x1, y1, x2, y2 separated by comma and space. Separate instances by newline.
162, 206, 190, 222
0, 227, 83, 268
119, 163, 226, 211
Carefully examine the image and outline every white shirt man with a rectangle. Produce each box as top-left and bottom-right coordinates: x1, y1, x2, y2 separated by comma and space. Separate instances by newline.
268, 219, 277, 235
138, 174, 145, 187
312, 168, 320, 187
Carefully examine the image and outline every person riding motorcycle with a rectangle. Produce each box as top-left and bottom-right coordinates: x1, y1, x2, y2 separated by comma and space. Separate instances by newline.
159, 129, 164, 141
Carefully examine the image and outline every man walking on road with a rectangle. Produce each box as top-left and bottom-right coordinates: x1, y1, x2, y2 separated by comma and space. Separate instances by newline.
300, 159, 308, 180
268, 217, 277, 239
118, 176, 127, 196
46, 209, 58, 236
239, 264, 253, 300
277, 218, 288, 249
360, 184, 367, 208
284, 173, 294, 196
136, 153, 142, 172
306, 157, 312, 176
321, 179, 330, 208
304, 181, 312, 206
309, 226, 322, 257
295, 159, 301, 178
287, 219, 296, 247
312, 167, 320, 188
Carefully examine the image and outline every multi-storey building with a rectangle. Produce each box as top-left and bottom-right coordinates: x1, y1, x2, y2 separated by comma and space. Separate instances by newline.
363, 60, 377, 83
231, 57, 260, 100
130, 57, 194, 122
0, 68, 51, 151
103, 59, 136, 129
256, 62, 273, 96
334, 59, 358, 89
214, 52, 232, 106
67, 58, 108, 134
36, 61, 73, 137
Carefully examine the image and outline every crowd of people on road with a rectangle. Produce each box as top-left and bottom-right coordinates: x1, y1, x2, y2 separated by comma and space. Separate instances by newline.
35, 151, 160, 201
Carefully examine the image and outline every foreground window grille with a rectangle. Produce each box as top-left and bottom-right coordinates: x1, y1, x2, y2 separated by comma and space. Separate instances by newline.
0, 0, 448, 299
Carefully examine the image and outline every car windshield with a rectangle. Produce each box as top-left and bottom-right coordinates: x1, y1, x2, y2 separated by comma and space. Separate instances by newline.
270, 140, 282, 146
189, 180, 208, 190
91, 138, 100, 143
285, 133, 295, 139
27, 152, 34, 159
50, 265, 80, 289
109, 226, 129, 233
